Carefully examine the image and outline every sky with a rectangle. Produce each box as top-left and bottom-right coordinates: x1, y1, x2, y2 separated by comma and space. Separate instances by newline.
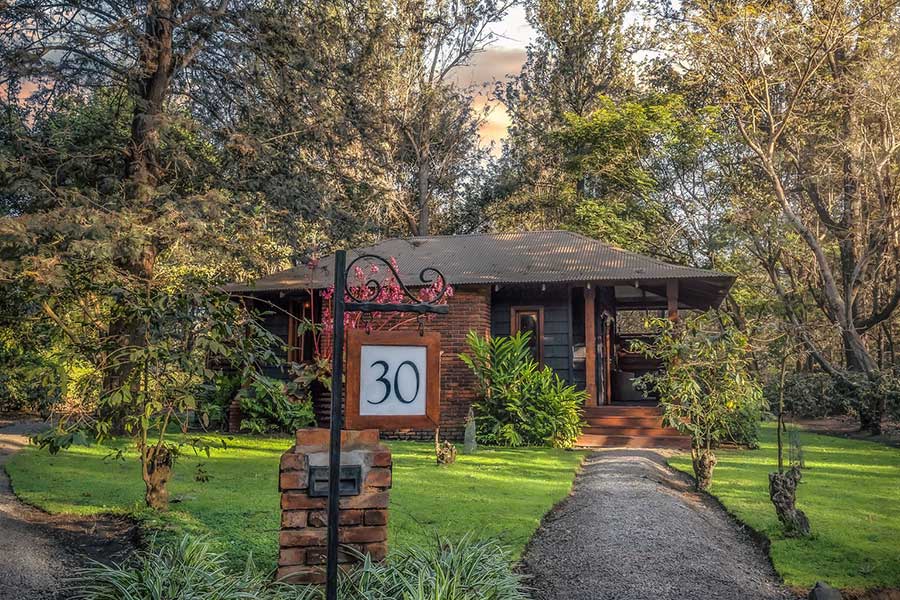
452, 5, 536, 146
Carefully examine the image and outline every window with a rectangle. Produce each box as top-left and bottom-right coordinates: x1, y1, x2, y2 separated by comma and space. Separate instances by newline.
511, 306, 544, 364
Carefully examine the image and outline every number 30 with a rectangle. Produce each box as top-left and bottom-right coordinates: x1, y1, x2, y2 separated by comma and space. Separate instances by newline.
368, 360, 420, 404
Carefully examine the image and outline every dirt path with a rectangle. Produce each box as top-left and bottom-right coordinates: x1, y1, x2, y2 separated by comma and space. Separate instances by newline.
522, 449, 797, 600
0, 420, 137, 599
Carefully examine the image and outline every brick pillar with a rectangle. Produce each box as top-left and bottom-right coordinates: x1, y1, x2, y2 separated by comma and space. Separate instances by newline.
278, 428, 392, 584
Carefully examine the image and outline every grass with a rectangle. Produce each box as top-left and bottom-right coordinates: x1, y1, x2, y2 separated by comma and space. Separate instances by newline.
4, 433, 585, 569
669, 423, 900, 591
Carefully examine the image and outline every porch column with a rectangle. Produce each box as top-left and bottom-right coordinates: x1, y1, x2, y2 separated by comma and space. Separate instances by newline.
584, 286, 597, 406
667, 280, 679, 321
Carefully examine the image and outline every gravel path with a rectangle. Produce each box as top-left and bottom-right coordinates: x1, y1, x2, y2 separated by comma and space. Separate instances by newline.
0, 420, 136, 599
522, 449, 797, 600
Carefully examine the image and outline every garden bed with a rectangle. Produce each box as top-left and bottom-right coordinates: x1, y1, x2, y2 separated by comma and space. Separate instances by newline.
5, 433, 586, 568
668, 423, 900, 593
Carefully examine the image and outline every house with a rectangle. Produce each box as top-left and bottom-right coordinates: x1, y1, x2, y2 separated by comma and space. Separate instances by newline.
227, 230, 735, 447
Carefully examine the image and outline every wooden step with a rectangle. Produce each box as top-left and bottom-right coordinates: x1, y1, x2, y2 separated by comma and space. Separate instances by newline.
583, 416, 666, 428
581, 426, 682, 437
575, 434, 690, 449
583, 406, 662, 417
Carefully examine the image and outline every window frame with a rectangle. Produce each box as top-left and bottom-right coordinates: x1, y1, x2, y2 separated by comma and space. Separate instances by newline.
287, 296, 315, 364
510, 305, 545, 365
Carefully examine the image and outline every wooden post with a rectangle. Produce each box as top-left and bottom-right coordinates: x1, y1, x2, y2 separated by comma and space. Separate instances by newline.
605, 321, 613, 405
584, 286, 597, 406
667, 280, 679, 321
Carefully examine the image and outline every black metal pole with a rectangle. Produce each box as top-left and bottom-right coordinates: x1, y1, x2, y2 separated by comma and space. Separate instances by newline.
325, 249, 347, 600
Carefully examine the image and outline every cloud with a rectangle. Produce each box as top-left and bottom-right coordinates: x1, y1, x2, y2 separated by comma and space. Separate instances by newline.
452, 47, 526, 90
472, 95, 513, 148
451, 47, 526, 146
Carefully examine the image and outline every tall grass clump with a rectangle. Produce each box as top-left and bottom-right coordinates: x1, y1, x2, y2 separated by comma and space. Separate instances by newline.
338, 535, 529, 600
70, 535, 317, 600
72, 534, 528, 600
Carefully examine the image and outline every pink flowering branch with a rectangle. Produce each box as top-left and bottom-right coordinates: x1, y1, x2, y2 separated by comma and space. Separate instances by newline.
309, 256, 452, 363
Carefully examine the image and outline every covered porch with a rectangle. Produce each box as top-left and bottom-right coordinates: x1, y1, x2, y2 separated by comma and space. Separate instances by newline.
490, 275, 731, 406
490, 275, 732, 448
579, 276, 730, 448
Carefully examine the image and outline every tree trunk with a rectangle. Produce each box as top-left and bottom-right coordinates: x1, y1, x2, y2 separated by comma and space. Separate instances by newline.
769, 466, 810, 537
691, 447, 717, 491
126, 0, 175, 204
100, 0, 174, 420
143, 444, 174, 510
417, 159, 430, 236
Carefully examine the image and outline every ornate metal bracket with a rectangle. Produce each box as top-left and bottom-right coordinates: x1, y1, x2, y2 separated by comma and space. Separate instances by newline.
343, 253, 449, 314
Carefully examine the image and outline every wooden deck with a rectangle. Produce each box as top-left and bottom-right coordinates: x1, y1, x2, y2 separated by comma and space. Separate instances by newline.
576, 405, 690, 449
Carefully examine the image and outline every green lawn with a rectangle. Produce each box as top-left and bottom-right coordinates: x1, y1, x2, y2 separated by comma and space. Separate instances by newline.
669, 423, 900, 591
5, 434, 585, 568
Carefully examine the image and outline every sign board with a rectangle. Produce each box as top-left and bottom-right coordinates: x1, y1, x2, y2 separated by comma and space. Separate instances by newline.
345, 330, 441, 430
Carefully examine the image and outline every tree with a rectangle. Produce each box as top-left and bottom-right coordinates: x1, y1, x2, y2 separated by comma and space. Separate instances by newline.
676, 0, 900, 433
0, 1, 303, 421
26, 269, 283, 510
386, 0, 511, 236
488, 0, 642, 230
206, 0, 504, 239
633, 312, 763, 490
0, 1, 324, 507
768, 331, 811, 537
500, 0, 637, 129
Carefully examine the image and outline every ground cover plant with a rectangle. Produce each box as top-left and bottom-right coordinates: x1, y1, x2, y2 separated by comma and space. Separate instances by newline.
668, 423, 900, 590
74, 533, 528, 600
6, 435, 585, 568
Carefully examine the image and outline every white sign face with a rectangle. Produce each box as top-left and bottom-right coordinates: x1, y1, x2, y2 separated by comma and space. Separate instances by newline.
359, 345, 427, 416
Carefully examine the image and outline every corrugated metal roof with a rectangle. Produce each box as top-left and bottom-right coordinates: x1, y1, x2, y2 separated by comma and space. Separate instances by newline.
226, 231, 734, 306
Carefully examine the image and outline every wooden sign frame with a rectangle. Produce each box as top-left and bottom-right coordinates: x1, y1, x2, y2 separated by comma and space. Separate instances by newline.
345, 329, 441, 430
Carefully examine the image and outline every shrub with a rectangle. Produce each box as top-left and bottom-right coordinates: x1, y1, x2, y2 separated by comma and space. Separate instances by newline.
238, 376, 316, 434
0, 336, 63, 415
763, 372, 848, 419
338, 535, 528, 600
196, 374, 242, 430
632, 312, 764, 490
722, 400, 764, 448
73, 534, 529, 600
459, 331, 585, 448
70, 535, 317, 600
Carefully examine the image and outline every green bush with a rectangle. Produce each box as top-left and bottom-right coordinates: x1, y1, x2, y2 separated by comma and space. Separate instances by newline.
763, 372, 848, 419
73, 534, 529, 600
459, 330, 585, 448
238, 376, 316, 434
196, 374, 242, 429
337, 535, 528, 600
632, 312, 764, 490
722, 400, 764, 448
71, 535, 317, 600
0, 335, 63, 415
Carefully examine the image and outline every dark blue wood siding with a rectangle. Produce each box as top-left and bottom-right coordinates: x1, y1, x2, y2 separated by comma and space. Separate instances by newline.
256, 297, 291, 380
490, 285, 574, 386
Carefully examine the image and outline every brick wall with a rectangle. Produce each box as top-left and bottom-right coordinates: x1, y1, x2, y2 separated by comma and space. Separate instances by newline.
242, 285, 492, 440
379, 285, 491, 441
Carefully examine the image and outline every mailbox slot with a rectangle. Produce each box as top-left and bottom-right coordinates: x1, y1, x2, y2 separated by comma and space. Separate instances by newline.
308, 465, 362, 497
